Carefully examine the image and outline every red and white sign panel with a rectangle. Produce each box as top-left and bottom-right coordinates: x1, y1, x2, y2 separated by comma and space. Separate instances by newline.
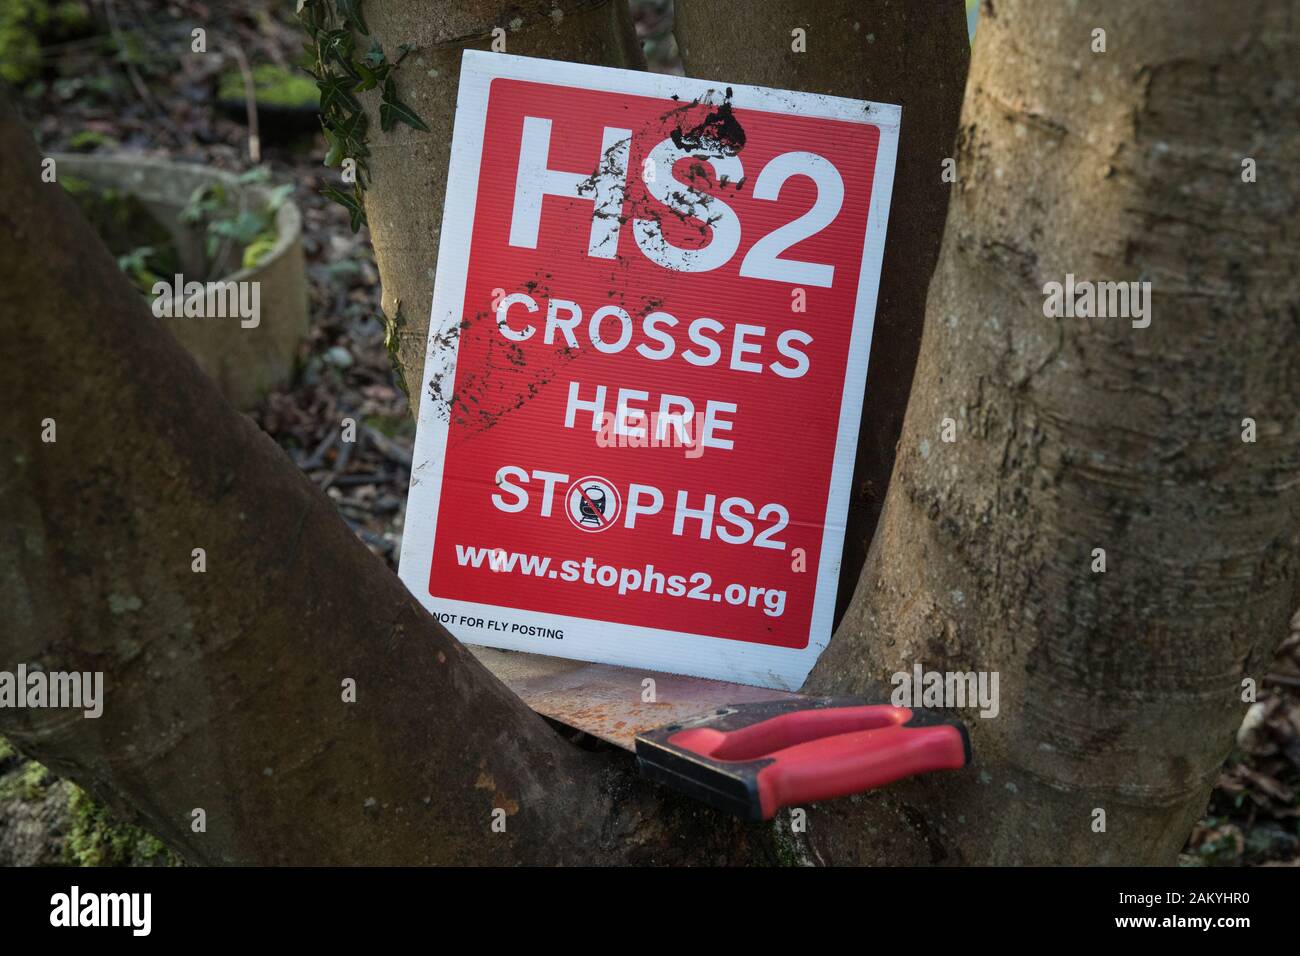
400, 51, 900, 689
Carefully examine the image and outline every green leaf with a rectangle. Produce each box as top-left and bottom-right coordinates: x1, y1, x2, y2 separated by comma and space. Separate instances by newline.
179, 182, 224, 225
294, 48, 320, 76
265, 183, 295, 213
362, 39, 386, 71
382, 300, 409, 397
243, 231, 279, 269
354, 61, 382, 92
379, 77, 429, 133
334, 108, 369, 150
323, 128, 344, 166
317, 74, 360, 117
236, 167, 272, 185
323, 184, 366, 232
320, 29, 357, 76
296, 0, 326, 35
336, 0, 370, 36
355, 43, 390, 92
210, 209, 272, 247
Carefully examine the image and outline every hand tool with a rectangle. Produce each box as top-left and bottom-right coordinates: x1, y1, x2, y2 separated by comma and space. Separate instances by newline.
635, 696, 970, 820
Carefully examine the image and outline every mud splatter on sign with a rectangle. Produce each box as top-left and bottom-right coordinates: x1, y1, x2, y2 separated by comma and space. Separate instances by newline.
399, 52, 901, 690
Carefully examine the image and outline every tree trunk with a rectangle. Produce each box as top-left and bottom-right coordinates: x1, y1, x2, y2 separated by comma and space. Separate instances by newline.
672, 0, 970, 625
802, 0, 1300, 864
355, 0, 644, 403
0, 96, 783, 865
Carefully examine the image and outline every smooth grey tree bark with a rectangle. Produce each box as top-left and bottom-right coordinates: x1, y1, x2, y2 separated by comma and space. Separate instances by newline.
803, 0, 1300, 864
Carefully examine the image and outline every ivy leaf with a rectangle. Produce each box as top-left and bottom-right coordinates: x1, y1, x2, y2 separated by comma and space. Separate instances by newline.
323, 185, 366, 233
382, 300, 409, 397
295, 49, 320, 77
379, 76, 429, 133
362, 39, 386, 71
355, 60, 386, 92
334, 108, 369, 148
336, 0, 370, 36
356, 39, 389, 90
296, 0, 325, 35
323, 128, 345, 167
319, 29, 357, 77
317, 74, 360, 117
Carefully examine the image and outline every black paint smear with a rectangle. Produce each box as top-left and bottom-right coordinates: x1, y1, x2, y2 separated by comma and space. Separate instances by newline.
670, 93, 746, 157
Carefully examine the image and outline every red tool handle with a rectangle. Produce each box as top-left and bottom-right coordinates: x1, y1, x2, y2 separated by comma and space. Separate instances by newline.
755, 719, 966, 818
668, 705, 967, 819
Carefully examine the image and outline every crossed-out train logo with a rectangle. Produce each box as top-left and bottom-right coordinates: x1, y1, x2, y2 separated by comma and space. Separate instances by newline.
399, 52, 899, 683
565, 475, 621, 532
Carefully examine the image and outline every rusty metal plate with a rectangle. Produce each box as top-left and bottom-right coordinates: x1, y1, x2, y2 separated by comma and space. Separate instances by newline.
471, 646, 801, 751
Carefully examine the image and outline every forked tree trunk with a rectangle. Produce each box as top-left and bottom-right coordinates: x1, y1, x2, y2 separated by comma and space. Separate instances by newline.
803, 0, 1300, 864
0, 94, 780, 865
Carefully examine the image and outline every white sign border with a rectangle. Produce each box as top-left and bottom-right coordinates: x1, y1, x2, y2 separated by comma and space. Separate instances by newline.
398, 50, 901, 691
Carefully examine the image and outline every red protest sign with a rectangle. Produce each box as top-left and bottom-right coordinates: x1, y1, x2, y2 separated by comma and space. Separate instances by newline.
400, 52, 900, 689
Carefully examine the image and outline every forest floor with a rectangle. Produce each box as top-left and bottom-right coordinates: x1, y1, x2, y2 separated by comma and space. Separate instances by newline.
1, 0, 1296, 867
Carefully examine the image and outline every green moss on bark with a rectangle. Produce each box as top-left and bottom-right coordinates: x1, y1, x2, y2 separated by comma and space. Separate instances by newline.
62, 783, 182, 867
0, 736, 181, 866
